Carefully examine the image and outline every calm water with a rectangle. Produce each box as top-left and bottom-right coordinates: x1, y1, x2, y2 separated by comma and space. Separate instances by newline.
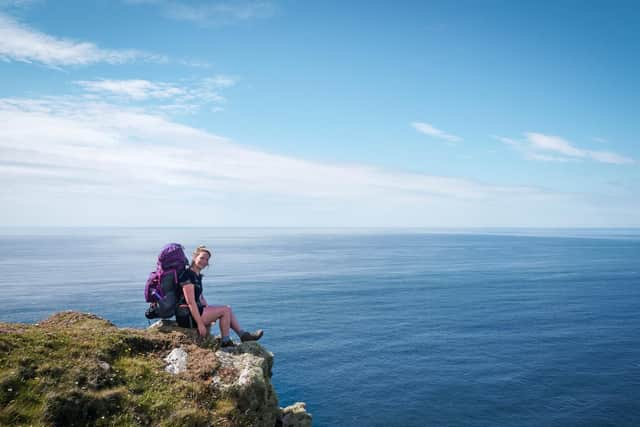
1, 228, 639, 426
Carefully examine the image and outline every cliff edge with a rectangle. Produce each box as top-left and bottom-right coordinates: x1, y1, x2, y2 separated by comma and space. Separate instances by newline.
0, 311, 311, 427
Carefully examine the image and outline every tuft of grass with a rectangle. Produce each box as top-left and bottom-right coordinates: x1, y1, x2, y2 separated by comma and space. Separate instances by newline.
163, 408, 211, 427
42, 387, 127, 426
214, 397, 237, 418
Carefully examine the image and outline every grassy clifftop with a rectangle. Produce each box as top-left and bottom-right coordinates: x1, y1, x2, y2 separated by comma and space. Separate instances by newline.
0, 312, 310, 427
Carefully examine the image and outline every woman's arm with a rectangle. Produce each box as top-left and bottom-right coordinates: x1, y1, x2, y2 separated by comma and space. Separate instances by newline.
182, 283, 207, 337
200, 294, 208, 307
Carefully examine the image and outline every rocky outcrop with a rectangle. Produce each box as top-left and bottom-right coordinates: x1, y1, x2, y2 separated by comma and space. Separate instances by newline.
0, 312, 311, 427
280, 402, 313, 427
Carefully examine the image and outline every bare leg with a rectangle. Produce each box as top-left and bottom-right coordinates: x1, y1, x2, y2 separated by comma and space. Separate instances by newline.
227, 306, 243, 335
227, 305, 263, 342
201, 305, 231, 337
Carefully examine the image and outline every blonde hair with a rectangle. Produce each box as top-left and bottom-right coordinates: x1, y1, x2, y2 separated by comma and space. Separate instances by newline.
190, 245, 212, 269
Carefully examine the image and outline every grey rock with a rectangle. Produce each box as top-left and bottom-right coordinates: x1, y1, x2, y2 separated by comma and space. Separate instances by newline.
164, 347, 188, 374
281, 402, 313, 427
212, 344, 280, 426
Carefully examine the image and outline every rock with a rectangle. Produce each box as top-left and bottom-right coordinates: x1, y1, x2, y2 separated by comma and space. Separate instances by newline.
148, 320, 311, 426
210, 343, 280, 426
147, 319, 176, 330
224, 341, 274, 376
164, 347, 188, 374
281, 402, 313, 427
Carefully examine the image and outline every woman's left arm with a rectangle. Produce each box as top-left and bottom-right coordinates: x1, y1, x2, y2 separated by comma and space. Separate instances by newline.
200, 295, 208, 307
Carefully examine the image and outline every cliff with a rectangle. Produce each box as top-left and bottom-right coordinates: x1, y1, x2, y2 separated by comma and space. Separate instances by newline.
0, 311, 311, 427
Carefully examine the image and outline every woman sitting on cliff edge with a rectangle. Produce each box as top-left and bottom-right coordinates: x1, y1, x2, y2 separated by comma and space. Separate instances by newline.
176, 245, 263, 347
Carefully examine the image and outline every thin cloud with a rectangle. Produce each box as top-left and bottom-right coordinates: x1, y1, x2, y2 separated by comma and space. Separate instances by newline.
125, 0, 276, 26
203, 75, 237, 88
588, 150, 635, 165
0, 0, 38, 9
412, 122, 462, 142
0, 12, 165, 66
526, 133, 585, 157
525, 153, 573, 163
526, 132, 635, 165
0, 96, 546, 208
491, 135, 521, 148
73, 77, 233, 111
75, 79, 185, 100
495, 133, 635, 165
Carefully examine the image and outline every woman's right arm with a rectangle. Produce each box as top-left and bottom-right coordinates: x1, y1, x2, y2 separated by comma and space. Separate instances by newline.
182, 283, 207, 337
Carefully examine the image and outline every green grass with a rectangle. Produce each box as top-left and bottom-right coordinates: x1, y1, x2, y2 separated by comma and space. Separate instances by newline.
0, 312, 241, 427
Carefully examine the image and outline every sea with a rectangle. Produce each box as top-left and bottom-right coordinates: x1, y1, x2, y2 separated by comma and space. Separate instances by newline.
1, 227, 639, 426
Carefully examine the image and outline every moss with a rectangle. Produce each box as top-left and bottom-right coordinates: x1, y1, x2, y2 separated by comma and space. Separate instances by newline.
0, 376, 46, 426
215, 397, 237, 418
42, 387, 127, 427
163, 408, 211, 427
0, 370, 22, 405
113, 355, 188, 418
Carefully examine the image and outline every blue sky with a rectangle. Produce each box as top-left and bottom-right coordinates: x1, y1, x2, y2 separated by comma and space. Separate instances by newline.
1, 0, 638, 227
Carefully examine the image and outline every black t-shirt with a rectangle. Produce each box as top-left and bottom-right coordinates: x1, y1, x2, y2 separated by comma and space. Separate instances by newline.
178, 269, 203, 308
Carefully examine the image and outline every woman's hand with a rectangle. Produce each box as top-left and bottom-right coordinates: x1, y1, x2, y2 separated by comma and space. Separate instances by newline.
182, 283, 207, 336
197, 323, 207, 337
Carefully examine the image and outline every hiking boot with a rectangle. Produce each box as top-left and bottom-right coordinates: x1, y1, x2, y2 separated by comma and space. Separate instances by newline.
220, 339, 236, 348
240, 329, 264, 342
145, 304, 159, 319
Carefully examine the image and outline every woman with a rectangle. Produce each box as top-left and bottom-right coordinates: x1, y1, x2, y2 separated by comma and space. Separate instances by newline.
176, 245, 263, 347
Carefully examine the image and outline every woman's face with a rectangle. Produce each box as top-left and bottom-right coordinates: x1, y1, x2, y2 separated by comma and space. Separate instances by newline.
194, 251, 210, 269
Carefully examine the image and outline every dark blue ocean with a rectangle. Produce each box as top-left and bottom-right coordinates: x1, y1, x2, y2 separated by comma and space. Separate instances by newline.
1, 228, 639, 426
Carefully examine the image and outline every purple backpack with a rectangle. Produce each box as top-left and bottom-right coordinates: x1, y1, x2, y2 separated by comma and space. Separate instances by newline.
144, 243, 189, 319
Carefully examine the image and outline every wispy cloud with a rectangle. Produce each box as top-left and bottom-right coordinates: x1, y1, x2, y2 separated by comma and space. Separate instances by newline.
526, 132, 635, 165
494, 133, 635, 165
75, 79, 185, 100
587, 150, 635, 164
526, 133, 585, 157
0, 96, 495, 198
125, 0, 276, 26
492, 135, 520, 148
0, 12, 165, 66
73, 76, 235, 112
0, 0, 38, 9
525, 153, 573, 163
204, 75, 237, 88
1, 96, 554, 226
412, 122, 462, 142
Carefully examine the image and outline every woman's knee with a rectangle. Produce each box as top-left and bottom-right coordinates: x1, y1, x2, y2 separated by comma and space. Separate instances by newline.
201, 307, 220, 323
218, 305, 232, 318
204, 305, 230, 319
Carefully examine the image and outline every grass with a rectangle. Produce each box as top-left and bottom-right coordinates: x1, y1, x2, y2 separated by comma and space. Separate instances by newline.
0, 312, 247, 426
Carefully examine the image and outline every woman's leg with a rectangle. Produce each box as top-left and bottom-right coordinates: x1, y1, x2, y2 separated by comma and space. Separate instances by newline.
201, 305, 230, 337
203, 305, 243, 334
227, 306, 243, 335
201, 305, 261, 342
227, 305, 263, 342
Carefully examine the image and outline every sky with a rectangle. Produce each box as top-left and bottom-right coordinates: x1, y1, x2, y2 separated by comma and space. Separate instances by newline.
0, 0, 639, 227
